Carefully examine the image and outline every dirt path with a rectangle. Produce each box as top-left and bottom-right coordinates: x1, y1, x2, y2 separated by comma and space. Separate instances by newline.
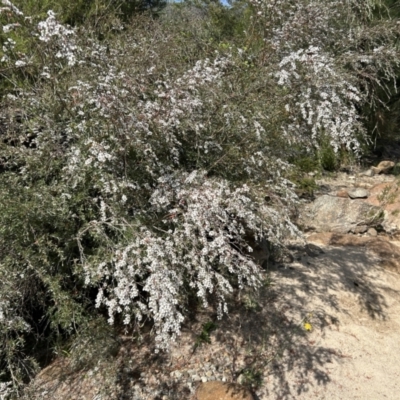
257, 241, 400, 399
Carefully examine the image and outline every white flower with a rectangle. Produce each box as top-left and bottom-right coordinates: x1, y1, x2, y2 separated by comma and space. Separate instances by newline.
1, 0, 23, 16
2, 23, 19, 33
15, 60, 26, 67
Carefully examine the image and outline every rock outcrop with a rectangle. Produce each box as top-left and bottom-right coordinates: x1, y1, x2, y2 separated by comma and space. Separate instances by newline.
300, 195, 383, 234
371, 160, 395, 175
360, 160, 395, 177
363, 181, 400, 235
299, 160, 400, 236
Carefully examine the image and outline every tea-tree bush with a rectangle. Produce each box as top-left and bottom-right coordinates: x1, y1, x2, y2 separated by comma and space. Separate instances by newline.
253, 0, 399, 153
0, 4, 300, 389
0, 0, 398, 392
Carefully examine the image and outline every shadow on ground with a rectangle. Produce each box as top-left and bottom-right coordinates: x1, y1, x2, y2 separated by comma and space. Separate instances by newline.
23, 242, 400, 400
214, 242, 399, 399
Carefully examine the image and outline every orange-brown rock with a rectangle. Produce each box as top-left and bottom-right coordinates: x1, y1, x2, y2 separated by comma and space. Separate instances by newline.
363, 182, 400, 234
371, 160, 395, 175
336, 189, 348, 198
26, 358, 101, 400
329, 233, 374, 247
195, 381, 254, 400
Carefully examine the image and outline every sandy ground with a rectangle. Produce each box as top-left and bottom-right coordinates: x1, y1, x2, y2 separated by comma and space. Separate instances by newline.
255, 241, 400, 399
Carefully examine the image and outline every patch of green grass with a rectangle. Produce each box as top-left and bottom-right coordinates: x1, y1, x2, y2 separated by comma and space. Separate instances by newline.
392, 163, 400, 176
318, 143, 338, 172
239, 367, 263, 388
241, 293, 262, 312
377, 185, 399, 205
293, 155, 319, 173
293, 176, 317, 197
194, 321, 217, 349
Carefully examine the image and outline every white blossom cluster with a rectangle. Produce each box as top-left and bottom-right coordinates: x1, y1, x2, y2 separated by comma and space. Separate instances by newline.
249, 0, 399, 153
57, 48, 234, 202
250, 0, 375, 52
9, 24, 288, 349
276, 46, 364, 152
37, 10, 78, 66
81, 171, 300, 349
0, 292, 31, 333
0, 382, 12, 400
1, 0, 23, 16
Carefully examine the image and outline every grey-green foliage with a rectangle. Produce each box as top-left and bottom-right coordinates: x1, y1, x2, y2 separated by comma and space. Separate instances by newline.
12, 0, 166, 24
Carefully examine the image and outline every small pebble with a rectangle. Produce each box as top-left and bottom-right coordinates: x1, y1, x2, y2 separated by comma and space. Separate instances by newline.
353, 225, 368, 234
347, 188, 369, 199
175, 371, 183, 379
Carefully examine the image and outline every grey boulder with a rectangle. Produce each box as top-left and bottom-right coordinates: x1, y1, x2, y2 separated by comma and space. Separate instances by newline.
300, 195, 383, 233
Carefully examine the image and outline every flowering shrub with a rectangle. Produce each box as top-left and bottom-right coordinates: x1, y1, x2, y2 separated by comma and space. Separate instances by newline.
249, 0, 400, 153
0, 0, 398, 391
